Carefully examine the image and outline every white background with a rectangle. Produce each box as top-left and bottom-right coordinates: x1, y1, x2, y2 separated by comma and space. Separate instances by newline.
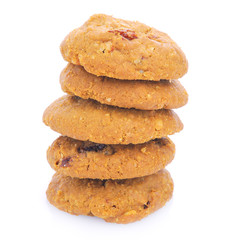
1, 0, 240, 239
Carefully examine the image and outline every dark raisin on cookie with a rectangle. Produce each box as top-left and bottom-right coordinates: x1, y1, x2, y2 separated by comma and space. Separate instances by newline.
77, 143, 117, 156
103, 146, 116, 156
143, 201, 150, 209
83, 144, 107, 152
77, 144, 107, 153
60, 157, 73, 167
108, 29, 137, 40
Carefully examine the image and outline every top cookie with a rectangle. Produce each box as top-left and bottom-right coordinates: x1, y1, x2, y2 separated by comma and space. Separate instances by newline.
60, 14, 188, 81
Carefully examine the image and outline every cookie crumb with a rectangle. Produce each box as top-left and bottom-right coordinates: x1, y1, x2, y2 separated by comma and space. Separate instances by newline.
124, 210, 137, 216
134, 59, 141, 64
141, 147, 147, 153
155, 120, 163, 130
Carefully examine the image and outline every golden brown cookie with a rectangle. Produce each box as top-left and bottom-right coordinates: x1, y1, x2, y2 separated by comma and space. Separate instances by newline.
60, 63, 188, 110
47, 136, 175, 179
46, 169, 173, 224
43, 95, 183, 144
60, 14, 188, 81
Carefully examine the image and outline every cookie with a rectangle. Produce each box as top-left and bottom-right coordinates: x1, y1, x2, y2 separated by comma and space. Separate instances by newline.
47, 136, 175, 179
46, 169, 173, 224
60, 63, 188, 110
43, 95, 183, 144
60, 14, 188, 81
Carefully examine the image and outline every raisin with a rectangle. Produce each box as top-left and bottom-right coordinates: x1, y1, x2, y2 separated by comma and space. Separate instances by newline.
143, 201, 150, 209
60, 157, 72, 167
77, 147, 84, 153
77, 144, 107, 153
83, 144, 107, 152
103, 146, 116, 156
108, 29, 137, 40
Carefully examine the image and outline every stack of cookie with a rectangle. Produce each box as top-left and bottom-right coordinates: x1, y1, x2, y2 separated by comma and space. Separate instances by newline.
43, 14, 188, 224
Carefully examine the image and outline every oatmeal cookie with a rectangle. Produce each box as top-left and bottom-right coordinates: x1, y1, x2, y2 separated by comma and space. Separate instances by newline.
43, 95, 183, 144
60, 14, 188, 80
60, 63, 188, 110
47, 136, 175, 179
46, 169, 173, 223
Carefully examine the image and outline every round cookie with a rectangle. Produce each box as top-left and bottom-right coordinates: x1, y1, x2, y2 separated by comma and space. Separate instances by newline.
47, 136, 175, 180
60, 14, 188, 81
43, 95, 183, 144
46, 169, 173, 224
60, 63, 188, 110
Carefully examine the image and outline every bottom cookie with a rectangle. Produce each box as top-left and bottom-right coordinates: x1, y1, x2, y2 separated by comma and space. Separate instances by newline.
46, 169, 173, 224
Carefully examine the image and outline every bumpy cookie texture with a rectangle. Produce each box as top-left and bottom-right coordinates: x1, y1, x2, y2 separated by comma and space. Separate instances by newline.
46, 169, 173, 224
60, 63, 188, 110
47, 136, 175, 179
60, 14, 188, 80
43, 95, 183, 144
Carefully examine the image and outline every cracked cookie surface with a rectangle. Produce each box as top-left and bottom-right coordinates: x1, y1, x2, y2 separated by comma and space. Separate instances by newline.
60, 63, 188, 110
42, 95, 183, 144
47, 136, 175, 179
46, 169, 173, 224
60, 14, 188, 80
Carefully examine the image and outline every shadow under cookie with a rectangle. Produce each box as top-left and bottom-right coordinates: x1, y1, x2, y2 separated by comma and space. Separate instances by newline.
47, 136, 175, 179
46, 169, 173, 224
